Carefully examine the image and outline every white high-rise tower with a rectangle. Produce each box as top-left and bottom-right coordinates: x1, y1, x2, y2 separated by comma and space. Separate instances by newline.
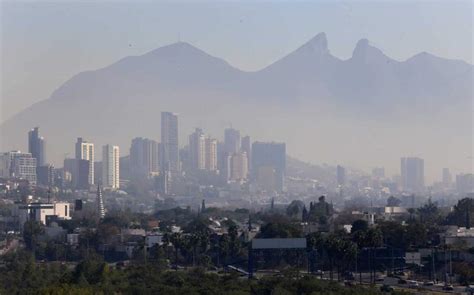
75, 137, 94, 185
102, 144, 120, 189
189, 128, 206, 170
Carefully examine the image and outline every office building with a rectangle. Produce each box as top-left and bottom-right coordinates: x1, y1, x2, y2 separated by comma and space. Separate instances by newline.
157, 170, 171, 196
224, 128, 241, 154
401, 157, 424, 192
75, 137, 94, 185
372, 167, 385, 178
241, 136, 251, 170
64, 158, 89, 190
102, 145, 120, 189
189, 128, 206, 170
205, 137, 218, 171
161, 112, 179, 173
15, 202, 71, 226
129, 137, 160, 178
230, 151, 248, 181
0, 152, 13, 178
252, 142, 286, 191
336, 165, 346, 186
37, 164, 55, 186
456, 173, 474, 194
442, 168, 452, 187
28, 127, 46, 166
256, 166, 277, 191
9, 151, 37, 185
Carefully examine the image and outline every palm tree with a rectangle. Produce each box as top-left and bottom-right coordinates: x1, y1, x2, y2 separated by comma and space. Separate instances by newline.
365, 228, 383, 283
169, 232, 182, 270
307, 232, 326, 276
189, 233, 200, 267
325, 234, 343, 280
407, 208, 416, 221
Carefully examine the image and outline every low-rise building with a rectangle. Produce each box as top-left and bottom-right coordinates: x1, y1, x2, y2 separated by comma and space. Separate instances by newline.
14, 202, 71, 227
146, 233, 164, 248
445, 226, 474, 248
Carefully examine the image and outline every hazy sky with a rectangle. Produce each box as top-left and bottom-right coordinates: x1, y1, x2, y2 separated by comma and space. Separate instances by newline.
1, 0, 472, 122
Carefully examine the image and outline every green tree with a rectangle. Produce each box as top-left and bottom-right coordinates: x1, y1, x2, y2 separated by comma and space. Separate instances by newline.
418, 199, 442, 225
446, 198, 474, 227
351, 219, 368, 233
387, 196, 402, 207
23, 220, 44, 254
169, 232, 183, 269
257, 222, 302, 238
286, 200, 305, 219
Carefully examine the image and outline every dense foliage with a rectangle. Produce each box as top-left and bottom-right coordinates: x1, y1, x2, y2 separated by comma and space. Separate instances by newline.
0, 250, 391, 295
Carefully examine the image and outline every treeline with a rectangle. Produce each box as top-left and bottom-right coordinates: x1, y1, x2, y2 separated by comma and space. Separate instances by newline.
0, 250, 397, 295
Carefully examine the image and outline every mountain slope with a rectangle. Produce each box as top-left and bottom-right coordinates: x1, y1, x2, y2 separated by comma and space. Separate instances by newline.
0, 33, 472, 178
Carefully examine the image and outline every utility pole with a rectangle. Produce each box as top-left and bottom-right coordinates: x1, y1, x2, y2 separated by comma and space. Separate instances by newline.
449, 249, 452, 284
144, 242, 147, 266
391, 246, 394, 275
368, 248, 372, 284
444, 246, 448, 285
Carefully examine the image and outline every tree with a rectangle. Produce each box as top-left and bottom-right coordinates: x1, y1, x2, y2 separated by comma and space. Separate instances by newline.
405, 222, 427, 249
257, 222, 302, 239
23, 220, 44, 254
407, 208, 416, 221
351, 219, 368, 233
286, 200, 305, 219
226, 222, 241, 259
217, 234, 230, 266
446, 198, 474, 227
418, 199, 442, 225
169, 232, 183, 270
73, 254, 105, 285
378, 221, 406, 249
387, 196, 402, 207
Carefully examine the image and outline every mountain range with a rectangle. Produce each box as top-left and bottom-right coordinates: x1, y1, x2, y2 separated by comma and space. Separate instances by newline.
1, 32, 472, 179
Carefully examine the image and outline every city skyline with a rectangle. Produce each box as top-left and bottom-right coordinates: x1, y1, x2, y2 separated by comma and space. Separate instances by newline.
3, 121, 472, 187
1, 2, 473, 292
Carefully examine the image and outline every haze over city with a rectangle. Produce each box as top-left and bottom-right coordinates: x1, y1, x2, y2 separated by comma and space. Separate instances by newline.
1, 1, 474, 294
1, 1, 473, 183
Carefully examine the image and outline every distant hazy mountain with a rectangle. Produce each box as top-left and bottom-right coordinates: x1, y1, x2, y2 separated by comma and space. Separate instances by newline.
1, 33, 472, 178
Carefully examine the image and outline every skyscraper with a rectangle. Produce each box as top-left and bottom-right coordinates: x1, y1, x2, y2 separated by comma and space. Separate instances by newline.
442, 168, 452, 187
336, 165, 346, 186
456, 173, 474, 194
75, 137, 94, 185
129, 137, 159, 178
241, 135, 251, 170
161, 112, 179, 173
230, 151, 248, 181
372, 167, 385, 178
37, 164, 55, 186
189, 128, 206, 170
28, 127, 45, 166
401, 157, 424, 192
102, 145, 120, 189
0, 153, 11, 178
224, 128, 241, 154
2, 151, 37, 185
205, 137, 218, 171
252, 142, 286, 191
